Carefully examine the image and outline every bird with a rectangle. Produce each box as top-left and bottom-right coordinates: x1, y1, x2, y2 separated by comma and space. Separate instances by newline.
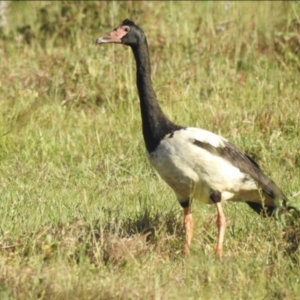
96, 19, 289, 257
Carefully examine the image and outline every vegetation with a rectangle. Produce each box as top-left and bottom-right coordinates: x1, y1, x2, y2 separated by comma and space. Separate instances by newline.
0, 1, 300, 299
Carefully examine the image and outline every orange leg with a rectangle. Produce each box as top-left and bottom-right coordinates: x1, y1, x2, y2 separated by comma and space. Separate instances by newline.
183, 207, 193, 255
215, 202, 226, 258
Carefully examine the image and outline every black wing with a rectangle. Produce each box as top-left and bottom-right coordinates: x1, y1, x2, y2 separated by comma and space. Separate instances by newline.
220, 141, 287, 201
193, 139, 288, 216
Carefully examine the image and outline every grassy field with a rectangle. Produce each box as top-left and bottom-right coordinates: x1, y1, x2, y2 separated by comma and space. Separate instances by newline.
0, 1, 300, 299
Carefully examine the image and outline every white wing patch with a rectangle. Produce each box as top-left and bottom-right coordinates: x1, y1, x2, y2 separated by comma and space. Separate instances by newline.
147, 128, 257, 204
183, 127, 227, 148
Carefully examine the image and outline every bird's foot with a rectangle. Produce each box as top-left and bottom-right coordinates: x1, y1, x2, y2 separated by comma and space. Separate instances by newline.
216, 247, 223, 259
182, 244, 190, 256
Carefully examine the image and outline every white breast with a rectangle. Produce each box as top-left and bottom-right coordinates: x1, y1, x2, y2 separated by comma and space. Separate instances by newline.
147, 128, 257, 203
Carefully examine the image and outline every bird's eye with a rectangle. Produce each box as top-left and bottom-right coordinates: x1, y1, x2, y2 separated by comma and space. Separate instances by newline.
124, 27, 129, 32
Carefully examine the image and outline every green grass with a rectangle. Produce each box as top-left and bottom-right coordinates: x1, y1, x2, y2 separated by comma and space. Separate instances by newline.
0, 1, 300, 299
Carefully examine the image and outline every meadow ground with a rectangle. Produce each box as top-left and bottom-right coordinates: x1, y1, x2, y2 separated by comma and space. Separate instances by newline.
0, 1, 300, 299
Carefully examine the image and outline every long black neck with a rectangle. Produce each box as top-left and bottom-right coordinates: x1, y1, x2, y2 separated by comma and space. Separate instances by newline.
130, 39, 182, 153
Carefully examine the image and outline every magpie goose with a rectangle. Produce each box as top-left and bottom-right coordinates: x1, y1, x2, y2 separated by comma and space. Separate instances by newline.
96, 19, 288, 257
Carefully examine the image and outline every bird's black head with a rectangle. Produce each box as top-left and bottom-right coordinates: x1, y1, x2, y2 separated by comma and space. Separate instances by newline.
95, 19, 145, 47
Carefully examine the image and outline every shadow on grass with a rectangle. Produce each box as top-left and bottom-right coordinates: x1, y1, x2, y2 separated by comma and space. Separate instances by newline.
1, 208, 300, 267
0, 208, 185, 267
95, 208, 185, 265
282, 210, 300, 261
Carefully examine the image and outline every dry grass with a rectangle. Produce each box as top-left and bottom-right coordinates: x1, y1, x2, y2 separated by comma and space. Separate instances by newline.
0, 1, 300, 299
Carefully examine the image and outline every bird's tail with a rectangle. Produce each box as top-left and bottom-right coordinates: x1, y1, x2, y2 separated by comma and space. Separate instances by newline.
246, 201, 277, 217
246, 196, 299, 218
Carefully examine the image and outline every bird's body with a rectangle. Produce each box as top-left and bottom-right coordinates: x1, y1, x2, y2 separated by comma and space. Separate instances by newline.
96, 19, 289, 256
147, 127, 257, 205
147, 126, 286, 209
